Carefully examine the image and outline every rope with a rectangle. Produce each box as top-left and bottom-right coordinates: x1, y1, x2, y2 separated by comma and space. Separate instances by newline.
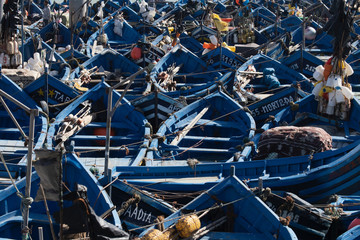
117, 193, 141, 216
48, 95, 82, 108
0, 152, 21, 193
93, 176, 119, 208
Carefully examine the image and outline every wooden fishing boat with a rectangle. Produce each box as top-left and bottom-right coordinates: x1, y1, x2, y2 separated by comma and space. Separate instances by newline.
86, 17, 141, 57
178, 32, 204, 57
256, 189, 332, 239
37, 22, 85, 51
251, 6, 276, 29
201, 46, 246, 72
281, 49, 325, 78
21, 36, 71, 82
0, 152, 126, 239
145, 90, 255, 166
245, 94, 360, 203
23, 73, 80, 118
47, 81, 151, 172
235, 53, 314, 95
123, 40, 165, 68
109, 94, 360, 204
110, 179, 177, 235
139, 167, 298, 240
129, 91, 186, 132
336, 225, 360, 240
60, 48, 90, 71
148, 44, 233, 101
291, 21, 334, 54
0, 72, 47, 164
246, 85, 308, 125
344, 49, 360, 92
24, 1, 43, 25
69, 48, 147, 98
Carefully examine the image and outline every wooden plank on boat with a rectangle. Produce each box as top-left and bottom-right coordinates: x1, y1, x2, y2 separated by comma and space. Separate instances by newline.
170, 106, 209, 146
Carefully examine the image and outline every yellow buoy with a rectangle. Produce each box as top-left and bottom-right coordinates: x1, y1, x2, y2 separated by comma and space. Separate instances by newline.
141, 229, 166, 240
175, 214, 201, 238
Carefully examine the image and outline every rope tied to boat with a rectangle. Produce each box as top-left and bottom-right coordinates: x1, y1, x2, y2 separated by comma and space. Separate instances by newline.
117, 193, 141, 216
18, 192, 34, 207
276, 195, 295, 217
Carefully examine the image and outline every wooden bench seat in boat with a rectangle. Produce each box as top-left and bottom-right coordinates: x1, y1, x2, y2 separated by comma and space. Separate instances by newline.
176, 119, 246, 130
69, 135, 141, 141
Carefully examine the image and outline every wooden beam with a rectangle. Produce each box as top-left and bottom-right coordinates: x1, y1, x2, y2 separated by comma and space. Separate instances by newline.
170, 106, 209, 146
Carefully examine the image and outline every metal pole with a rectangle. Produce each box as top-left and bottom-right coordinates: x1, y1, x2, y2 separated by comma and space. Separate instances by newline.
38, 227, 44, 240
104, 84, 113, 181
22, 109, 39, 240
301, 19, 306, 74
0, 89, 31, 113
0, 96, 27, 140
104, 69, 145, 181
45, 67, 49, 106
21, 0, 25, 68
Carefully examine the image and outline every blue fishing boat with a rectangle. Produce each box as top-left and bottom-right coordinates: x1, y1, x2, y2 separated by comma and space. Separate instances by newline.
47, 81, 151, 172
259, 24, 286, 41
0, 152, 125, 239
139, 167, 298, 240
281, 49, 325, 78
345, 49, 360, 92
280, 15, 303, 32
244, 94, 360, 203
23, 73, 80, 118
324, 195, 360, 239
86, 16, 140, 57
73, 18, 100, 42
37, 22, 85, 51
69, 49, 147, 97
201, 46, 246, 72
145, 90, 255, 166
251, 6, 277, 29
291, 21, 334, 54
336, 225, 360, 240
0, 71, 47, 164
110, 179, 177, 235
149, 45, 233, 101
246, 85, 308, 125
60, 48, 90, 70
129, 91, 186, 132
22, 36, 71, 81
118, 5, 141, 24
123, 40, 165, 68
190, 25, 217, 44
24, 1, 43, 24
257, 190, 332, 239
178, 32, 204, 57
109, 94, 360, 204
235, 53, 314, 94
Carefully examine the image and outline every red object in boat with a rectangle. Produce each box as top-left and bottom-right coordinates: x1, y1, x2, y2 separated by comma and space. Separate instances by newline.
348, 218, 360, 230
131, 47, 142, 60
221, 18, 232, 23
94, 128, 115, 145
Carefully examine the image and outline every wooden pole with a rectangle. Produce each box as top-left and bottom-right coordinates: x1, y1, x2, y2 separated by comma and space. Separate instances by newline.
170, 106, 209, 146
39, 184, 57, 240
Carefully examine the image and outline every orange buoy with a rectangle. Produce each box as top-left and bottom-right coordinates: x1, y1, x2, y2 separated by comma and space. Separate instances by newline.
131, 46, 142, 60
